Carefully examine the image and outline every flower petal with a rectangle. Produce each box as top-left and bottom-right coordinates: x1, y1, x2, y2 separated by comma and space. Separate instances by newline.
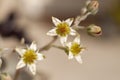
16, 59, 25, 69
37, 53, 44, 60
52, 17, 61, 26
70, 28, 77, 36
65, 18, 74, 26
28, 64, 36, 75
68, 51, 74, 59
60, 36, 67, 46
0, 58, 2, 68
30, 42, 37, 51
74, 36, 80, 44
80, 48, 85, 54
46, 28, 57, 36
75, 55, 82, 64
15, 48, 26, 56
66, 42, 72, 48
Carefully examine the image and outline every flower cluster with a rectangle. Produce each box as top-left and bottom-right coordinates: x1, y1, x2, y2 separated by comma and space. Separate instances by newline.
47, 17, 85, 64
46, 0, 102, 65
0, 0, 102, 77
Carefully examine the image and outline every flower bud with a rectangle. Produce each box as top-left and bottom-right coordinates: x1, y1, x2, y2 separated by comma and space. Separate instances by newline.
87, 24, 102, 36
86, 0, 99, 14
0, 73, 12, 80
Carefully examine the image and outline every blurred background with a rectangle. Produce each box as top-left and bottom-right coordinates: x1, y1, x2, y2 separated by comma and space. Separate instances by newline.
0, 0, 120, 80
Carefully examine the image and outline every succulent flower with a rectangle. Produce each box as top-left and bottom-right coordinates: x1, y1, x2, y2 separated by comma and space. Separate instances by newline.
15, 42, 44, 75
0, 58, 2, 69
66, 36, 85, 63
47, 17, 77, 46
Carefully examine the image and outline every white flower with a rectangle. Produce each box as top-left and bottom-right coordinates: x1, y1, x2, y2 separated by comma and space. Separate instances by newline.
47, 17, 77, 46
0, 58, 2, 68
15, 42, 44, 75
66, 36, 85, 64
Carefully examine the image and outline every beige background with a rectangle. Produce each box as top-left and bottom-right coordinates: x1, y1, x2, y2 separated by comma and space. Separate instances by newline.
0, 0, 120, 80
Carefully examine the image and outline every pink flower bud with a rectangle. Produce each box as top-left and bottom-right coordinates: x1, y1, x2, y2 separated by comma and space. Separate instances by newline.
87, 1, 99, 14
87, 24, 102, 36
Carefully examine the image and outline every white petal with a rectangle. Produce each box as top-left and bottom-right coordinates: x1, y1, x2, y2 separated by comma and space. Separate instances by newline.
16, 59, 25, 69
15, 48, 26, 56
74, 36, 80, 44
80, 48, 85, 54
46, 28, 57, 36
68, 52, 74, 59
70, 28, 77, 36
28, 64, 36, 75
66, 42, 72, 48
52, 17, 61, 26
30, 42, 37, 51
75, 55, 82, 64
65, 18, 74, 26
37, 53, 44, 60
60, 36, 67, 46
0, 58, 2, 68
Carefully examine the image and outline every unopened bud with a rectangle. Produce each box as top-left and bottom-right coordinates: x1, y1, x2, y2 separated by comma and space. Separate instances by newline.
86, 0, 99, 14
0, 73, 12, 80
87, 24, 102, 36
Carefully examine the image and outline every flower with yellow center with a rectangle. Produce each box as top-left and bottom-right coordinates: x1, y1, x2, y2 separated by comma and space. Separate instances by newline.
47, 17, 77, 46
15, 42, 44, 75
66, 36, 85, 64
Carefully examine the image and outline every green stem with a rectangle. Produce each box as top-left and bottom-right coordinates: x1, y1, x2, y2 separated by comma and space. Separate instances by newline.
51, 45, 66, 50
51, 45, 69, 55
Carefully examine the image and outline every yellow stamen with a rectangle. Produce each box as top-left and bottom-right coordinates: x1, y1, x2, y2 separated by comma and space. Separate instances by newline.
56, 22, 70, 36
23, 49, 37, 64
70, 42, 81, 56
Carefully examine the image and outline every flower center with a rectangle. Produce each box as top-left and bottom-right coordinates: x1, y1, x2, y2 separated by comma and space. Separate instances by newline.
23, 49, 37, 64
70, 42, 81, 56
56, 22, 70, 37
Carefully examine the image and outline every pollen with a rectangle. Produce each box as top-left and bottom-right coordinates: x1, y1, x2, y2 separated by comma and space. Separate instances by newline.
56, 22, 70, 36
70, 42, 81, 56
23, 49, 37, 64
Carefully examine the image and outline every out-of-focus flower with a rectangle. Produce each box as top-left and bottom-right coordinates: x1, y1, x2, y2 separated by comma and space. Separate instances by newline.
66, 36, 85, 64
0, 58, 2, 69
0, 73, 12, 80
87, 24, 102, 36
86, 0, 99, 14
47, 17, 77, 46
15, 42, 44, 75
0, 49, 2, 69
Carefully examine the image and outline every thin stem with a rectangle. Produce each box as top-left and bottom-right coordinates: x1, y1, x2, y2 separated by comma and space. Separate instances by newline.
51, 45, 69, 55
73, 26, 87, 31
51, 45, 66, 50
39, 36, 58, 52
73, 12, 91, 27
